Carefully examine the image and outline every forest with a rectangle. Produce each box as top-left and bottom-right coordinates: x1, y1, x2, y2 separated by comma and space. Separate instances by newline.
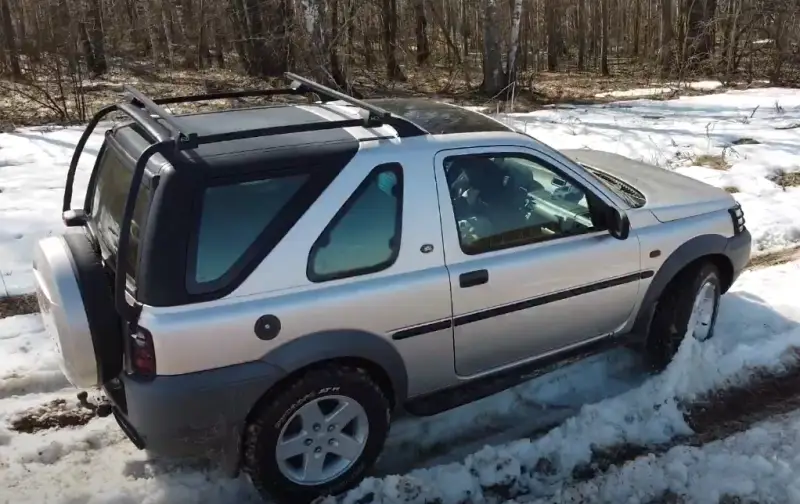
0, 0, 797, 125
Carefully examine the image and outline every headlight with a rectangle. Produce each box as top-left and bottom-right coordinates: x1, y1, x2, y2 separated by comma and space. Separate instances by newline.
728, 202, 746, 235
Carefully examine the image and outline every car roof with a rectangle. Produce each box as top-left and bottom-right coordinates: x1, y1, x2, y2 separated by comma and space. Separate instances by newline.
110, 98, 517, 176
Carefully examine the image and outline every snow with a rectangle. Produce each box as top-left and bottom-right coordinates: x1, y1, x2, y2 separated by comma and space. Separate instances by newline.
500, 88, 800, 254
0, 315, 68, 399
2, 86, 800, 503
0, 124, 105, 296
593, 80, 725, 99
533, 408, 800, 504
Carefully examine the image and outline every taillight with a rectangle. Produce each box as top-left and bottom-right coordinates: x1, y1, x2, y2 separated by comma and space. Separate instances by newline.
728, 202, 746, 235
130, 327, 156, 379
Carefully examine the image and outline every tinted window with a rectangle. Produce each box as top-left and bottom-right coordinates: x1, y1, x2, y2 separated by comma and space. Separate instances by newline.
444, 154, 605, 254
308, 164, 403, 282
192, 175, 309, 287
90, 147, 151, 281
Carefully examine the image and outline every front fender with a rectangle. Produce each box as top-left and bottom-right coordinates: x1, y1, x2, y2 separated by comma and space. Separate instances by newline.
632, 234, 731, 337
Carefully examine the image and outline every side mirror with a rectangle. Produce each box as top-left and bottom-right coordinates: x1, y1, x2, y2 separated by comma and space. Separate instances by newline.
606, 206, 630, 240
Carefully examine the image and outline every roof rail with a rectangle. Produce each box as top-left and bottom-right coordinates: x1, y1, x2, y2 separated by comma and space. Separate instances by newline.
63, 72, 429, 322
119, 73, 427, 146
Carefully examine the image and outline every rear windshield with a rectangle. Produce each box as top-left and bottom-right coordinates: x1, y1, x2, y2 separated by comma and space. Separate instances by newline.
90, 146, 152, 281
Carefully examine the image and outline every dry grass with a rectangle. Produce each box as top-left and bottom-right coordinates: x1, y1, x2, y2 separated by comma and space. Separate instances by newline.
0, 294, 38, 318
695, 154, 730, 170
9, 398, 96, 434
748, 245, 800, 270
769, 170, 800, 189
0, 62, 737, 129
724, 186, 740, 193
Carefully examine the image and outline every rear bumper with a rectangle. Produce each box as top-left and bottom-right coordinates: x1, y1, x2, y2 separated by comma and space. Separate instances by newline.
725, 227, 752, 287
104, 360, 286, 474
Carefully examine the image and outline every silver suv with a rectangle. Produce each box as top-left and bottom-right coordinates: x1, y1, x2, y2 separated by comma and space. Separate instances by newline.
32, 73, 751, 503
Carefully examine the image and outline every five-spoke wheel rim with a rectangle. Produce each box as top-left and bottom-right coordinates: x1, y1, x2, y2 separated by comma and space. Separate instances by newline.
275, 394, 370, 486
689, 280, 717, 341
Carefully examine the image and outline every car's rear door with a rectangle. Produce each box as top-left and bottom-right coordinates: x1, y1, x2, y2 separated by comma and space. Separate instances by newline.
434, 145, 643, 377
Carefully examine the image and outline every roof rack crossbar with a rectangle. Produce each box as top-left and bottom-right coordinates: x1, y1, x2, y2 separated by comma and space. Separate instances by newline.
186, 118, 380, 150
285, 73, 392, 121
285, 72, 428, 137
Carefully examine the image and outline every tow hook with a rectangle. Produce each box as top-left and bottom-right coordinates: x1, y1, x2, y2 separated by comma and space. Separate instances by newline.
76, 390, 113, 418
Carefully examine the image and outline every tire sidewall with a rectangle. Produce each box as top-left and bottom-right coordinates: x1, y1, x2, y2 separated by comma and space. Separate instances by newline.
682, 264, 722, 343
645, 262, 723, 371
246, 371, 389, 503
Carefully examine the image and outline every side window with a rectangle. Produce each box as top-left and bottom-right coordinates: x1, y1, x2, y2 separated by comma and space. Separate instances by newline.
443, 153, 605, 255
308, 163, 403, 282
190, 174, 310, 291
90, 146, 151, 281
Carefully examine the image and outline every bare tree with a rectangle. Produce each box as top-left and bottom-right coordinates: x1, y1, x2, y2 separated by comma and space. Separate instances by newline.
601, 0, 609, 75
0, 0, 21, 77
661, 0, 674, 76
481, 0, 505, 95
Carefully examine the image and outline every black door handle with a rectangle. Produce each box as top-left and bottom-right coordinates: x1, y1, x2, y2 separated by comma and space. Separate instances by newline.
459, 269, 489, 288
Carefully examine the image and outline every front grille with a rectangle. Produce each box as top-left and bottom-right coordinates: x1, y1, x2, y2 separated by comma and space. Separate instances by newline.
728, 202, 746, 235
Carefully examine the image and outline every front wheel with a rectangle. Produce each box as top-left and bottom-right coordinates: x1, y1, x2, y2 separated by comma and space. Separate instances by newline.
243, 365, 390, 504
645, 262, 722, 371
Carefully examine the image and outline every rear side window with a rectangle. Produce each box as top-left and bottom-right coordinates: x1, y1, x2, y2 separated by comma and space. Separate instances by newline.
90, 146, 151, 281
189, 174, 309, 290
307, 163, 403, 282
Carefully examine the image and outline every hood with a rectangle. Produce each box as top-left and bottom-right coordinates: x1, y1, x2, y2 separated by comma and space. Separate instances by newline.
561, 149, 735, 223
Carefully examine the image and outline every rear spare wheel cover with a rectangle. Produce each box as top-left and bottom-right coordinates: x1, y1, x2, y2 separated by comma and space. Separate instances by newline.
33, 236, 99, 388
62, 230, 123, 385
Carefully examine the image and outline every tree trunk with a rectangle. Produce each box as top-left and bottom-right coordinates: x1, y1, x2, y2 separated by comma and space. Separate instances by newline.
577, 0, 586, 70
161, 0, 175, 67
546, 0, 558, 71
482, 0, 504, 95
1, 0, 21, 77
242, 0, 267, 75
382, 0, 405, 80
197, 0, 209, 69
591, 0, 600, 61
413, 0, 430, 65
600, 0, 609, 75
632, 0, 641, 57
660, 0, 674, 77
698, 0, 717, 66
724, 0, 739, 79
506, 0, 522, 88
305, 0, 327, 81
683, 0, 706, 71
78, 0, 106, 75
329, 0, 346, 87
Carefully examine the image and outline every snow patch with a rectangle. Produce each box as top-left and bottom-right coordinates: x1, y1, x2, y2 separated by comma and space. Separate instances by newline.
536, 408, 800, 504
502, 88, 800, 253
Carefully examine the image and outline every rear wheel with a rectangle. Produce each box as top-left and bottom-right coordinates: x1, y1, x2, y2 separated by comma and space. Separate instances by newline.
645, 262, 722, 371
243, 365, 390, 504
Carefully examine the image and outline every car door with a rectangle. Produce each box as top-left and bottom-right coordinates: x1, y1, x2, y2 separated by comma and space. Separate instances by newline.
434, 145, 643, 377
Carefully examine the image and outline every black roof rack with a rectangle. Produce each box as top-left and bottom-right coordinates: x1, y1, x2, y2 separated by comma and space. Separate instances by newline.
123, 72, 427, 149
61, 72, 429, 323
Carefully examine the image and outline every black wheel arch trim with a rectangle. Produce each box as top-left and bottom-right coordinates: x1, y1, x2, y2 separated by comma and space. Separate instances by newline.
259, 329, 409, 408
632, 233, 732, 338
